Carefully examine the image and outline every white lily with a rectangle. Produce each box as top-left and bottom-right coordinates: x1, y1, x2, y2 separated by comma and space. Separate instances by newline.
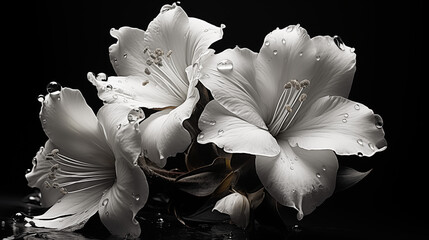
26, 86, 148, 238
197, 25, 387, 220
88, 3, 224, 167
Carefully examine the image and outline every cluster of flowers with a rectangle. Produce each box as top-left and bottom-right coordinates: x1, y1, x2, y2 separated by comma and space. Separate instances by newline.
25, 3, 387, 239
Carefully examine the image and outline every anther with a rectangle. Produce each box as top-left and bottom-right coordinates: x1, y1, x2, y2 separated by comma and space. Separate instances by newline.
50, 164, 60, 172
142, 80, 149, 86
155, 48, 164, 56
290, 79, 299, 88
284, 82, 292, 89
146, 58, 153, 66
144, 68, 151, 75
300, 79, 310, 88
143, 47, 149, 54
60, 187, 68, 195
286, 105, 293, 112
166, 50, 173, 57
299, 93, 307, 102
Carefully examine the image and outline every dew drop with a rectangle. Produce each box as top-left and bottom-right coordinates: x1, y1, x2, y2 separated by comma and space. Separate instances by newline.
333, 35, 346, 51
299, 51, 303, 57
286, 26, 293, 32
217, 129, 224, 136
105, 211, 109, 216
46, 81, 62, 94
316, 173, 321, 178
374, 114, 384, 129
282, 38, 286, 44
106, 84, 113, 91
132, 193, 140, 201
316, 55, 321, 61
265, 41, 270, 46
202, 119, 216, 125
354, 104, 360, 110
37, 94, 45, 103
127, 108, 144, 123
217, 59, 234, 73
344, 113, 349, 118
342, 118, 347, 123
290, 166, 294, 170
123, 53, 128, 58
198, 133, 204, 139
322, 165, 327, 171
357, 139, 364, 146
273, 50, 278, 55
368, 143, 375, 151
357, 152, 364, 157
102, 198, 109, 207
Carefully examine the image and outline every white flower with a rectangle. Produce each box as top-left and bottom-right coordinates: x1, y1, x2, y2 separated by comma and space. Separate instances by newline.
197, 25, 387, 220
212, 189, 264, 229
26, 87, 148, 238
88, 3, 224, 167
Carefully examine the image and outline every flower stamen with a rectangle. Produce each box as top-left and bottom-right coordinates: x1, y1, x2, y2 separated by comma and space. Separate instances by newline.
268, 79, 310, 136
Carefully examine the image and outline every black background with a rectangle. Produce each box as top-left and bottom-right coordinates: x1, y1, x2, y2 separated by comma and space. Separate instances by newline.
2, 0, 424, 239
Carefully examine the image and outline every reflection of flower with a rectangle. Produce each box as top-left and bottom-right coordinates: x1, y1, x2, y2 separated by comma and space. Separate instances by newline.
26, 87, 148, 238
197, 25, 387, 220
88, 3, 224, 168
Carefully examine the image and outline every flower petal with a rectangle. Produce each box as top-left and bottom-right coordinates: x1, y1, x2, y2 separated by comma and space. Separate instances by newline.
255, 140, 338, 220
88, 73, 183, 108
198, 100, 279, 156
96, 103, 144, 152
98, 156, 148, 238
198, 47, 267, 129
285, 96, 387, 157
336, 166, 372, 192
139, 85, 198, 167
39, 87, 113, 164
27, 181, 111, 231
213, 192, 250, 229
255, 25, 356, 122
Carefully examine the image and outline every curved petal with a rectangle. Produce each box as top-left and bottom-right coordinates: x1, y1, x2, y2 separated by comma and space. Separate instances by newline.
39, 87, 113, 165
198, 100, 279, 157
198, 47, 267, 129
26, 141, 64, 207
255, 140, 338, 220
285, 96, 387, 157
336, 166, 372, 192
88, 73, 183, 108
98, 156, 149, 238
254, 25, 356, 123
27, 181, 111, 231
139, 85, 198, 167
97, 103, 144, 151
213, 192, 250, 229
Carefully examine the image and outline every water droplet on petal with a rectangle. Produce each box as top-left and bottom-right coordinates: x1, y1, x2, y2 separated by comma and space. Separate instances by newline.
368, 143, 375, 151
286, 26, 294, 32
102, 198, 109, 207
46, 81, 62, 94
106, 84, 113, 91
290, 166, 294, 170
344, 113, 349, 118
273, 50, 278, 55
354, 104, 360, 110
123, 53, 128, 58
357, 152, 363, 157
316, 173, 321, 178
333, 35, 346, 51
316, 55, 321, 61
217, 129, 224, 136
37, 94, 45, 103
132, 193, 140, 201
299, 51, 303, 57
322, 165, 327, 171
217, 59, 234, 73
127, 108, 144, 123
342, 119, 347, 123
357, 139, 364, 146
282, 38, 286, 44
105, 211, 109, 216
265, 40, 270, 46
198, 133, 204, 139
374, 114, 384, 129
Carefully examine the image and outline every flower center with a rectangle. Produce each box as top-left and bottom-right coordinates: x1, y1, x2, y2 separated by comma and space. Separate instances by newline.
42, 149, 115, 195
267, 79, 310, 136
